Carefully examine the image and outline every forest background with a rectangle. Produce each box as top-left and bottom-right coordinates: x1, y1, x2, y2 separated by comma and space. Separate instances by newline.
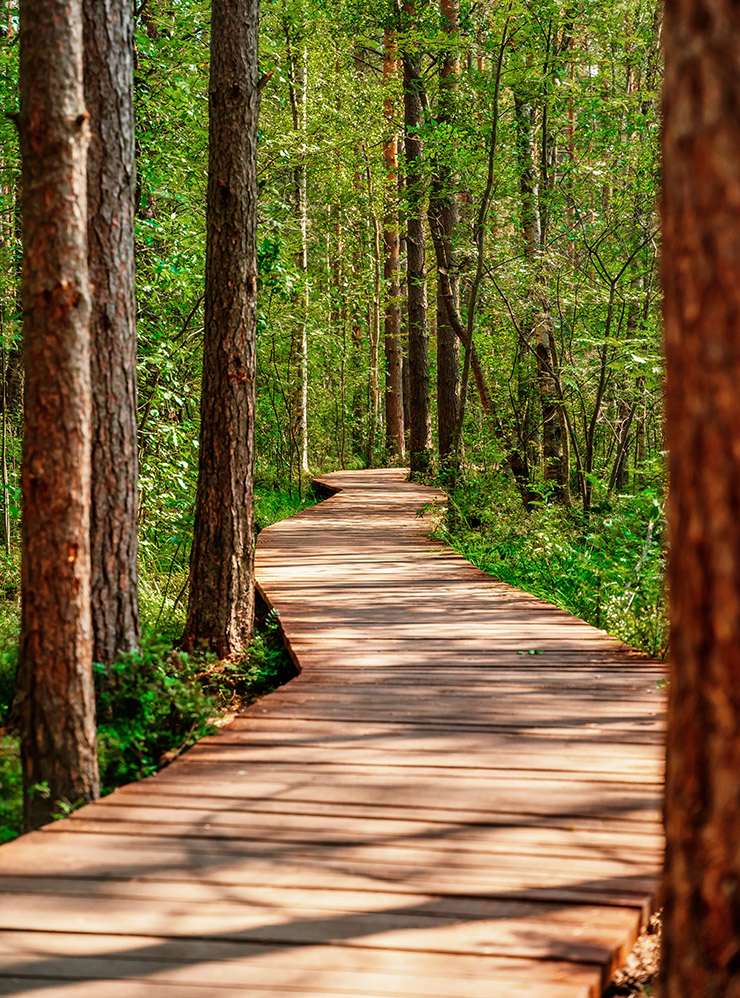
0, 0, 665, 840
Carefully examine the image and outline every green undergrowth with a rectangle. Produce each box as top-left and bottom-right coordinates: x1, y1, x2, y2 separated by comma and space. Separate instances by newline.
430, 472, 668, 659
0, 482, 313, 844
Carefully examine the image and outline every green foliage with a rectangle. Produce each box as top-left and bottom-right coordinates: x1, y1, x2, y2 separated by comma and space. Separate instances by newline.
254, 485, 317, 531
0, 736, 21, 843
0, 482, 307, 842
0, 551, 18, 721
198, 608, 297, 709
95, 635, 218, 793
433, 471, 668, 658
0, 608, 298, 841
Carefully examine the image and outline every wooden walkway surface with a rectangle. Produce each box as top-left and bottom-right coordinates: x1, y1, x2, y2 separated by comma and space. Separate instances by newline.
0, 469, 665, 997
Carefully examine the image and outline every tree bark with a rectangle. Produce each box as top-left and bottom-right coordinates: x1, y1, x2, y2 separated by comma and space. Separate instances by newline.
400, 1, 431, 478
661, 0, 740, 992
514, 80, 568, 502
382, 30, 404, 462
84, 0, 141, 667
433, 0, 460, 468
16, 0, 99, 830
284, 18, 309, 478
365, 160, 382, 467
182, 0, 259, 659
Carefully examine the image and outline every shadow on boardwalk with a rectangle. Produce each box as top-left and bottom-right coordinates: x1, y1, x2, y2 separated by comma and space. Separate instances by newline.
0, 469, 665, 998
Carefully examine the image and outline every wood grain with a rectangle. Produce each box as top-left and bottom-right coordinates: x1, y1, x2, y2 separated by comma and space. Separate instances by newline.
0, 469, 665, 997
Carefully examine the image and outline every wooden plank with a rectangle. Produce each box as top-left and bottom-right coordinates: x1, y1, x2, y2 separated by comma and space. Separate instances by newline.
50, 818, 661, 876
181, 745, 663, 782
62, 801, 664, 852
0, 930, 601, 993
0, 953, 598, 998
102, 787, 664, 838
113, 772, 664, 823
0, 977, 596, 998
0, 832, 658, 907
0, 888, 641, 964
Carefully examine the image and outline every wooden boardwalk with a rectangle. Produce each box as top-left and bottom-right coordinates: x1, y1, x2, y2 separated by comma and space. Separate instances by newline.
0, 469, 665, 997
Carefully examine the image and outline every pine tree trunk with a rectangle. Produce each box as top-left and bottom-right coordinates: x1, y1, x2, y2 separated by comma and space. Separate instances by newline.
661, 0, 740, 992
285, 23, 309, 478
382, 30, 404, 463
434, 0, 460, 468
514, 84, 568, 502
16, 0, 99, 831
366, 169, 382, 468
401, 4, 431, 479
182, 0, 259, 660
84, 0, 140, 667
398, 151, 411, 448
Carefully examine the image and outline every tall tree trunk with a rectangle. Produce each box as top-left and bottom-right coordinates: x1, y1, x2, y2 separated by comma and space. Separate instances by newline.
382, 30, 404, 463
16, 0, 99, 830
1, 340, 9, 554
285, 21, 309, 477
365, 159, 382, 468
534, 310, 569, 502
514, 81, 569, 502
433, 0, 460, 468
398, 149, 411, 448
661, 0, 740, 992
182, 0, 259, 659
400, 1, 430, 478
84, 0, 140, 667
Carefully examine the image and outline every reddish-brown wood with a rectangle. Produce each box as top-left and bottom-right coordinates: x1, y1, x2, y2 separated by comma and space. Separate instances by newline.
16, 0, 100, 831
0, 470, 664, 996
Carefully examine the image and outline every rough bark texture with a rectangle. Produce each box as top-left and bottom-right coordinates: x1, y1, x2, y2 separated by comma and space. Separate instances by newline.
16, 0, 99, 830
401, 5, 431, 478
286, 34, 309, 477
534, 310, 569, 502
661, 0, 740, 993
514, 82, 568, 502
513, 91, 541, 257
84, 0, 140, 667
382, 31, 404, 462
366, 166, 382, 467
434, 0, 460, 466
182, 0, 259, 659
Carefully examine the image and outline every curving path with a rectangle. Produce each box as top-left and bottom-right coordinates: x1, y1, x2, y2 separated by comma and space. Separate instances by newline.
0, 469, 665, 997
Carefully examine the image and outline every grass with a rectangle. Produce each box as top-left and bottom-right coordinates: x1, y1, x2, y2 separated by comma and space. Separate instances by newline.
430, 472, 669, 658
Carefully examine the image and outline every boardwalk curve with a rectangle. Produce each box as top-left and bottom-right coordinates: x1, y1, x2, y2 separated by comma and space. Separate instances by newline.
0, 468, 665, 997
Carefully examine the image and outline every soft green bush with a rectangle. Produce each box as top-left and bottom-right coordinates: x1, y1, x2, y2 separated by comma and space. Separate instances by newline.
95, 634, 218, 793
0, 736, 21, 843
433, 473, 668, 658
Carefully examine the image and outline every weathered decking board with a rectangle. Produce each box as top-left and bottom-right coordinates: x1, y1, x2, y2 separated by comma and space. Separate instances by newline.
0, 468, 665, 997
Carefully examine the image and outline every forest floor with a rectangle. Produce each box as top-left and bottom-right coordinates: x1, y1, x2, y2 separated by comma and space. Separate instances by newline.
605, 913, 661, 995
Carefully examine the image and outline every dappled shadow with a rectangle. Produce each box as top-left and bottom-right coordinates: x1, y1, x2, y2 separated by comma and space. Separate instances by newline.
0, 469, 665, 997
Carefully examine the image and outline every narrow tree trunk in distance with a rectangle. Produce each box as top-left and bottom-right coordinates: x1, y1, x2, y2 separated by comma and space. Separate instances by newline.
534, 311, 569, 502
514, 84, 568, 502
182, 0, 259, 659
382, 30, 404, 462
366, 164, 382, 467
401, 2, 431, 478
434, 0, 460, 468
16, 0, 99, 830
285, 23, 309, 477
661, 0, 740, 993
399, 151, 411, 445
84, 0, 141, 667
1, 340, 9, 554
